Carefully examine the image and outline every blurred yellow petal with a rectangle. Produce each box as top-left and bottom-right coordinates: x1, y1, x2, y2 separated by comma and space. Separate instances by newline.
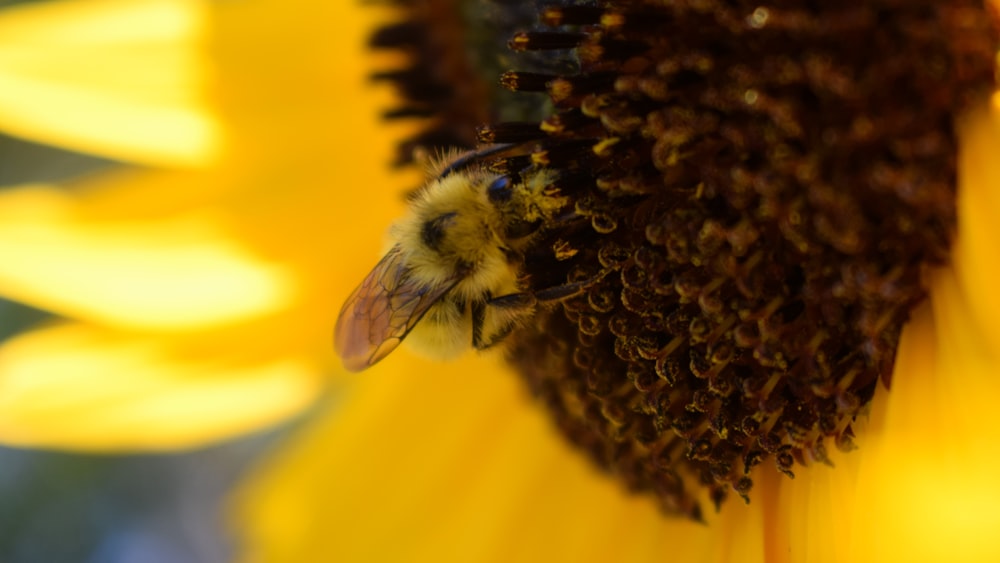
0, 322, 322, 450
949, 92, 1000, 351
210, 1, 411, 160
234, 352, 768, 563
0, 0, 219, 166
0, 0, 418, 452
0, 178, 296, 330
848, 300, 1000, 563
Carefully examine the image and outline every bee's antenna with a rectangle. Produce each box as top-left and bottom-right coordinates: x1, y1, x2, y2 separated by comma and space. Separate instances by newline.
438, 143, 518, 178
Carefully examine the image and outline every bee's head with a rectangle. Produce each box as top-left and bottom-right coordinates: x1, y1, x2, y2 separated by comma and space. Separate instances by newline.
487, 175, 542, 239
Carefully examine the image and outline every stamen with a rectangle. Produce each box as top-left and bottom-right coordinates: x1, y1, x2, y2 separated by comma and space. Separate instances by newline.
477, 122, 546, 144
500, 71, 555, 93
508, 31, 587, 52
540, 5, 604, 27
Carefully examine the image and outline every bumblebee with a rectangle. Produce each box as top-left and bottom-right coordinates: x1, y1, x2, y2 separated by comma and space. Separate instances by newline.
334, 148, 583, 372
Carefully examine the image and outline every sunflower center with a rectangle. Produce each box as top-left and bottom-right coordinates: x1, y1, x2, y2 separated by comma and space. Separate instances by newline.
373, 0, 999, 518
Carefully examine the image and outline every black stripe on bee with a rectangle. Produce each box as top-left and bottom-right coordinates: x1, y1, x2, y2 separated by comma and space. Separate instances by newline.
421, 211, 459, 250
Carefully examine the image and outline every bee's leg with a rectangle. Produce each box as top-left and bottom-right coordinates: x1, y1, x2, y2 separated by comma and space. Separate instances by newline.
473, 317, 523, 350
471, 293, 533, 351
474, 321, 518, 350
472, 278, 597, 350
471, 300, 487, 349
439, 143, 516, 178
473, 269, 616, 350
471, 296, 527, 350
486, 267, 615, 315
532, 279, 593, 302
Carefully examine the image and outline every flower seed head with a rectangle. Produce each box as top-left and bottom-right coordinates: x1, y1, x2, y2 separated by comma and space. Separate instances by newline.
373, 0, 999, 517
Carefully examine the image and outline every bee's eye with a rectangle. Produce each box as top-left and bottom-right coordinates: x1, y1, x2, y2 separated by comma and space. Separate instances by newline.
487, 176, 513, 203
421, 211, 458, 250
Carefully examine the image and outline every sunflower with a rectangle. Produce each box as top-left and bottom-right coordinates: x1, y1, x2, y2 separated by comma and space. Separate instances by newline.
1, 1, 998, 563
237, 2, 1000, 562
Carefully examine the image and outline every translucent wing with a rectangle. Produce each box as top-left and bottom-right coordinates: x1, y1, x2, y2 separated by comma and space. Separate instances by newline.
335, 245, 461, 372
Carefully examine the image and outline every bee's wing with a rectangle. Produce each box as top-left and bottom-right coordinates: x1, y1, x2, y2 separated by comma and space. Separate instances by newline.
335, 245, 460, 372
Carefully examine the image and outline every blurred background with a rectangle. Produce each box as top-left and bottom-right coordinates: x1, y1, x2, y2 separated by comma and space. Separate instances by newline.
0, 130, 285, 562
0, 0, 303, 558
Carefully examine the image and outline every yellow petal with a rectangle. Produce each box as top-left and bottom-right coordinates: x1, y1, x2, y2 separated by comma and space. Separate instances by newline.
0, 175, 296, 330
760, 400, 869, 563
949, 93, 1000, 353
0, 322, 322, 450
233, 352, 768, 563
0, 0, 219, 166
843, 297, 1000, 563
209, 0, 413, 160
0, 0, 420, 329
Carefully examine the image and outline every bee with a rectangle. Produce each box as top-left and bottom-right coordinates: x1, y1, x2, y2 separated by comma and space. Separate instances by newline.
334, 147, 586, 372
